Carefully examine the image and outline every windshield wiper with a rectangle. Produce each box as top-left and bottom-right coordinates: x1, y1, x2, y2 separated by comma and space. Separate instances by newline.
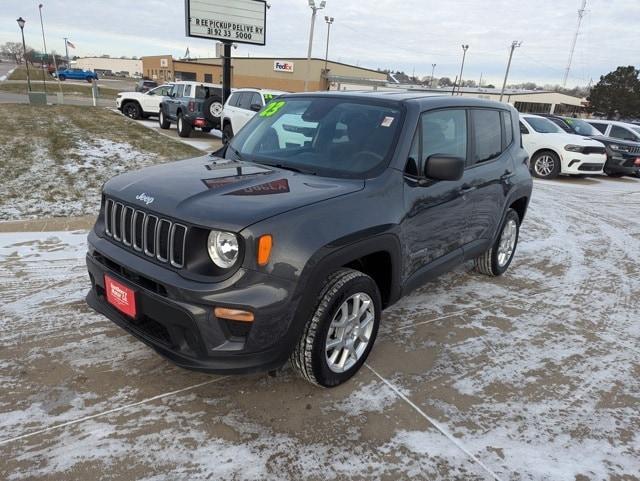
259, 162, 316, 175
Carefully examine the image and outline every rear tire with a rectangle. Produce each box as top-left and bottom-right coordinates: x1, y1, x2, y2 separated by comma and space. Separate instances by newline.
158, 108, 170, 129
475, 208, 520, 277
58, 75, 66, 81
177, 113, 192, 138
531, 151, 561, 179
291, 269, 381, 388
222, 123, 234, 144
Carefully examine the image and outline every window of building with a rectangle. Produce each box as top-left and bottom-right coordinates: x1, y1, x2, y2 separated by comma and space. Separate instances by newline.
204, 73, 213, 83
514, 101, 552, 114
420, 109, 467, 163
471, 109, 502, 164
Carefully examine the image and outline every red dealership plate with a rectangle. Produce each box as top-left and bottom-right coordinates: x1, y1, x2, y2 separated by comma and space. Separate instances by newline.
104, 275, 137, 318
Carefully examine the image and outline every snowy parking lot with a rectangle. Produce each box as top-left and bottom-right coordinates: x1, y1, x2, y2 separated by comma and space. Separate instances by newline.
1, 176, 639, 480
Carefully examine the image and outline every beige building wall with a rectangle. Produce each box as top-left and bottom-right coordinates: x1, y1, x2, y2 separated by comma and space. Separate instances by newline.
75, 57, 142, 76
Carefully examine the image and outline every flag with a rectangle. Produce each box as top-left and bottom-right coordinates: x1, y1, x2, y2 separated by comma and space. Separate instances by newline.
66, 40, 76, 49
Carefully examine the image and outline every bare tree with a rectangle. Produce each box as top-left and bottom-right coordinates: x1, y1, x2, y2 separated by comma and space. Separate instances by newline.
1, 42, 26, 64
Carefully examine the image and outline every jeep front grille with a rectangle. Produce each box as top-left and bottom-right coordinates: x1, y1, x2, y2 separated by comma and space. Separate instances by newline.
104, 198, 187, 268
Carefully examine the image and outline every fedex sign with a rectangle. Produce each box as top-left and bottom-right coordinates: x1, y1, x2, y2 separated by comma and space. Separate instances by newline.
274, 61, 294, 73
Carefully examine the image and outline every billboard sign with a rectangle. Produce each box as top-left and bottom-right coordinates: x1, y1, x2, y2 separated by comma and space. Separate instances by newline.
274, 61, 294, 73
185, 0, 267, 46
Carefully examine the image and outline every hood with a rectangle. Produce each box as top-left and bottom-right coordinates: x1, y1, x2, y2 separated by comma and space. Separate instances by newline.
589, 135, 640, 148
103, 155, 365, 232
542, 133, 605, 146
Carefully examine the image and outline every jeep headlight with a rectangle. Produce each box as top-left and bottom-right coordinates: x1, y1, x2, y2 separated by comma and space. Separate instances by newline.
564, 144, 585, 153
207, 230, 239, 269
610, 144, 630, 153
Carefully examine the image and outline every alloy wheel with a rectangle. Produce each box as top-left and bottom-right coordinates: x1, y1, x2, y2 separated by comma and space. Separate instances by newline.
534, 155, 555, 177
325, 293, 375, 373
497, 218, 517, 267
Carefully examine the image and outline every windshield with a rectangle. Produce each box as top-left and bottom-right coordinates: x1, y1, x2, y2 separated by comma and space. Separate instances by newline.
524, 116, 563, 133
563, 118, 599, 136
226, 98, 403, 178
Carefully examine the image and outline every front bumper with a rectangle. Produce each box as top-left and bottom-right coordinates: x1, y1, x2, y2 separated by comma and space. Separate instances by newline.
563, 152, 606, 174
604, 152, 640, 176
86, 230, 300, 374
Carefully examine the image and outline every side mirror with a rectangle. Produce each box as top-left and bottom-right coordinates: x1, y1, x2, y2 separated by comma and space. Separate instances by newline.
250, 103, 262, 112
424, 155, 464, 181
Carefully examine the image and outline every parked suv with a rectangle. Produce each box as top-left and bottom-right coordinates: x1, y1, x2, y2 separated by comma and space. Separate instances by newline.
222, 88, 288, 143
158, 81, 224, 137
519, 114, 607, 179
86, 93, 532, 387
586, 119, 640, 142
541, 114, 640, 177
135, 80, 158, 93
116, 84, 174, 120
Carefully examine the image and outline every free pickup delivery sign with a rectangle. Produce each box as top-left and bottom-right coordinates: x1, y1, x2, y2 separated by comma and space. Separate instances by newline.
185, 0, 267, 45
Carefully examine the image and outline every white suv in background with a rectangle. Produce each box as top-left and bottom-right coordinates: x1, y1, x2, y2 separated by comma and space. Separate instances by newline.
585, 119, 640, 143
520, 114, 607, 179
116, 84, 174, 120
222, 88, 288, 143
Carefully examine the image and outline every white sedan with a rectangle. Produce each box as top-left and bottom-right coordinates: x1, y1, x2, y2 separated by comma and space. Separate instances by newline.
520, 114, 607, 179
116, 84, 174, 120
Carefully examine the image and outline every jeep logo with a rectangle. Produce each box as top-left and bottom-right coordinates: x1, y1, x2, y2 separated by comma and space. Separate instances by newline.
135, 193, 154, 205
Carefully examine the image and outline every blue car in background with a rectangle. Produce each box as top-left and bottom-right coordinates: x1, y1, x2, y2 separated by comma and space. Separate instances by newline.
55, 68, 99, 82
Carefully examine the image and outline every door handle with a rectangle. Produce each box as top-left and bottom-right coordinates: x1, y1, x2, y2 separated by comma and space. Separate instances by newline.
501, 169, 513, 181
459, 185, 477, 194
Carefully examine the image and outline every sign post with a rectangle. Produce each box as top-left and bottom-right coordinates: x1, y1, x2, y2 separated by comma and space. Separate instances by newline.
184, 0, 267, 106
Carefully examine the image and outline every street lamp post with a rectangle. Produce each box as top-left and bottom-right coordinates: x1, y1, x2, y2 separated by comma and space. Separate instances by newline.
37, 5, 47, 94
304, 0, 326, 92
39, 3, 64, 100
16, 17, 32, 92
499, 41, 522, 102
453, 44, 468, 96
430, 63, 436, 88
324, 16, 334, 71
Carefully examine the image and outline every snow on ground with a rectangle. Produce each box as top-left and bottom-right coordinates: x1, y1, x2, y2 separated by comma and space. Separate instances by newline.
0, 176, 639, 480
0, 67, 16, 82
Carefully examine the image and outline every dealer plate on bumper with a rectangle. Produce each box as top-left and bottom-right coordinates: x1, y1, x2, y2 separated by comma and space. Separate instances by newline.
104, 275, 137, 318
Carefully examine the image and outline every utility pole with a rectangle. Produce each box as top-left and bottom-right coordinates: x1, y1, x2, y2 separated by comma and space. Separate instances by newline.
16, 17, 32, 92
499, 40, 522, 102
37, 5, 48, 94
562, 0, 587, 88
430, 63, 436, 88
452, 44, 468, 96
304, 0, 326, 92
39, 5, 63, 100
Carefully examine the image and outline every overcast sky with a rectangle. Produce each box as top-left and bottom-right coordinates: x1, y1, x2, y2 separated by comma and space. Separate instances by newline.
1, 0, 637, 87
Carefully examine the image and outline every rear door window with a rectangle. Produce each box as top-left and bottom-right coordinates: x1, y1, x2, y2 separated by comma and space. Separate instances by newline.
250, 92, 263, 108
471, 109, 502, 165
174, 84, 185, 98
501, 111, 513, 147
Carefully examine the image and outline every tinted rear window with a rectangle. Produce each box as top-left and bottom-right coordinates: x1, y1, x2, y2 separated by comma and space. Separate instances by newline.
472, 110, 502, 163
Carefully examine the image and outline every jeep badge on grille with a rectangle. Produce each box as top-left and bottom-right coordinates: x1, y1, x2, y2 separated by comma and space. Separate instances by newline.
135, 193, 154, 205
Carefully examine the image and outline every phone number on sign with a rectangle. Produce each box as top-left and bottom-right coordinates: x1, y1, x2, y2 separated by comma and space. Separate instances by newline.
208, 28, 254, 40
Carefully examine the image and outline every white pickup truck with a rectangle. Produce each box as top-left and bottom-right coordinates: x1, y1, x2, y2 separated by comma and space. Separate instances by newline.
116, 84, 174, 120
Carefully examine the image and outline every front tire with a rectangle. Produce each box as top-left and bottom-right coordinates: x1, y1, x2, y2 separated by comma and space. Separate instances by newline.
158, 108, 170, 129
58, 75, 66, 81
291, 269, 381, 388
531, 151, 561, 179
177, 113, 192, 138
475, 208, 520, 277
122, 101, 142, 120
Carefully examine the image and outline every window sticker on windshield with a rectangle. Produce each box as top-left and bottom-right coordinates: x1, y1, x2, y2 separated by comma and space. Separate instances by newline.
260, 100, 286, 117
381, 116, 395, 127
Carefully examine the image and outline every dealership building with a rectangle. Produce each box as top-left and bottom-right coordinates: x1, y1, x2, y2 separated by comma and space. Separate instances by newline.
141, 55, 387, 92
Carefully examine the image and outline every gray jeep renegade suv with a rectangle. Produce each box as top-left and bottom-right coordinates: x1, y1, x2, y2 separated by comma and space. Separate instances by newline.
86, 92, 533, 387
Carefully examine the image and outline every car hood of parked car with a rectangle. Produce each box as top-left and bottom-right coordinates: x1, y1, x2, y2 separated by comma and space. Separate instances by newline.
588, 135, 640, 149
103, 154, 365, 232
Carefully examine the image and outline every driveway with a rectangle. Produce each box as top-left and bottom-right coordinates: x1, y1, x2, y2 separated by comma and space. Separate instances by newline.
1, 177, 639, 480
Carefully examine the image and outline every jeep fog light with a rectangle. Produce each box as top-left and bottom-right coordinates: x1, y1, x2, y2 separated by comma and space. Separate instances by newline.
207, 230, 239, 269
